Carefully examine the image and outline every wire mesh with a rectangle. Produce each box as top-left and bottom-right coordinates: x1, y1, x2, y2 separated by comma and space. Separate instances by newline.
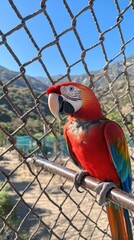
0, 0, 134, 239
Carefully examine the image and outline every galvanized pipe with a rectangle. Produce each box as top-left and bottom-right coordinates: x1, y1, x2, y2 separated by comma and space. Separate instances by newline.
29, 156, 134, 212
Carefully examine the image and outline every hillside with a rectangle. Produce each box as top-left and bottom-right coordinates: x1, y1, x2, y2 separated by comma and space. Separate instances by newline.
0, 66, 50, 126
37, 55, 134, 87
0, 65, 48, 92
0, 55, 134, 91
0, 55, 134, 134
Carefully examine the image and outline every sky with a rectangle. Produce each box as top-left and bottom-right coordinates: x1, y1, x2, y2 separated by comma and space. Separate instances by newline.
0, 0, 134, 78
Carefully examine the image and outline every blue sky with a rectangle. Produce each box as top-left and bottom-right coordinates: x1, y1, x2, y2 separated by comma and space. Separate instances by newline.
0, 0, 134, 77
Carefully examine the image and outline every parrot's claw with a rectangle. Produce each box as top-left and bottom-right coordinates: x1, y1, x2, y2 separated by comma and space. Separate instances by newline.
74, 170, 90, 193
95, 182, 116, 206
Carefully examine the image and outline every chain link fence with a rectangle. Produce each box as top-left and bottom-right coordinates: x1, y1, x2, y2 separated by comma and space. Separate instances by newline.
0, 0, 134, 239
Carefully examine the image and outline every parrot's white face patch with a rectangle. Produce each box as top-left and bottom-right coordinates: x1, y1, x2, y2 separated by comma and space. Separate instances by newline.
60, 85, 82, 113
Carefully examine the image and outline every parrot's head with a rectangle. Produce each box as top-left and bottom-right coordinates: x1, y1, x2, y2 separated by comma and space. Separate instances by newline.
46, 82, 103, 121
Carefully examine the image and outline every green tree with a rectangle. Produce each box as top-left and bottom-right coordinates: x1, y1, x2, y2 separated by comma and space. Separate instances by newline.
107, 112, 122, 125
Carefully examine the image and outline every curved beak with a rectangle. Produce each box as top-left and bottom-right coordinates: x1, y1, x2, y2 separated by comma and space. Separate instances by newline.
48, 93, 61, 120
48, 92, 75, 120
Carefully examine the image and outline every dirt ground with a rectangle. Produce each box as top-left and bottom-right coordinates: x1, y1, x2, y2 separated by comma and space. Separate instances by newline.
0, 148, 134, 240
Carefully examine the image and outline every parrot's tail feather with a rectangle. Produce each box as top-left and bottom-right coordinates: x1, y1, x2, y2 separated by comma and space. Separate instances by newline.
106, 204, 133, 240
124, 209, 133, 240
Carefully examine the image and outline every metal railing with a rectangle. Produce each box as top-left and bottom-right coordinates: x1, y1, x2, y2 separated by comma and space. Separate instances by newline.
29, 156, 134, 212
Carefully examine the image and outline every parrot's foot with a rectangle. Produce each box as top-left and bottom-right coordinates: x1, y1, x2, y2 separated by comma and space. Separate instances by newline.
95, 182, 116, 206
74, 170, 90, 193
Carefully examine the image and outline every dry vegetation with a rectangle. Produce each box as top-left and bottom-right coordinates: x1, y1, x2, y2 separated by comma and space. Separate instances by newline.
0, 147, 134, 239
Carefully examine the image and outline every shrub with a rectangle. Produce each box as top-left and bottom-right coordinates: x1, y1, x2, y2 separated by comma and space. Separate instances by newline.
0, 182, 15, 221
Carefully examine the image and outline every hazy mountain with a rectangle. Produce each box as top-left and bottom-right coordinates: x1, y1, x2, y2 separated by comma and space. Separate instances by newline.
0, 55, 134, 90
0, 55, 133, 124
0, 66, 48, 92
37, 55, 134, 88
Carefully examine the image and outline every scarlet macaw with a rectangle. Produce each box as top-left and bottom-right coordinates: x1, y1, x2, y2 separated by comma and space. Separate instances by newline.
46, 82, 133, 240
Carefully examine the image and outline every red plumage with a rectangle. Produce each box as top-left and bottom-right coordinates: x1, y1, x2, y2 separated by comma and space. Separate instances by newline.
47, 82, 133, 240
64, 117, 119, 185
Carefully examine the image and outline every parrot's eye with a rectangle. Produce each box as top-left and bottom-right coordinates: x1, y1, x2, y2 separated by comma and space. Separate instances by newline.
69, 86, 75, 92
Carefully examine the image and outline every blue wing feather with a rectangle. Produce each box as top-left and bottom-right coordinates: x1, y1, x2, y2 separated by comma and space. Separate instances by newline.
105, 121, 133, 239
105, 121, 132, 193
110, 144, 132, 193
